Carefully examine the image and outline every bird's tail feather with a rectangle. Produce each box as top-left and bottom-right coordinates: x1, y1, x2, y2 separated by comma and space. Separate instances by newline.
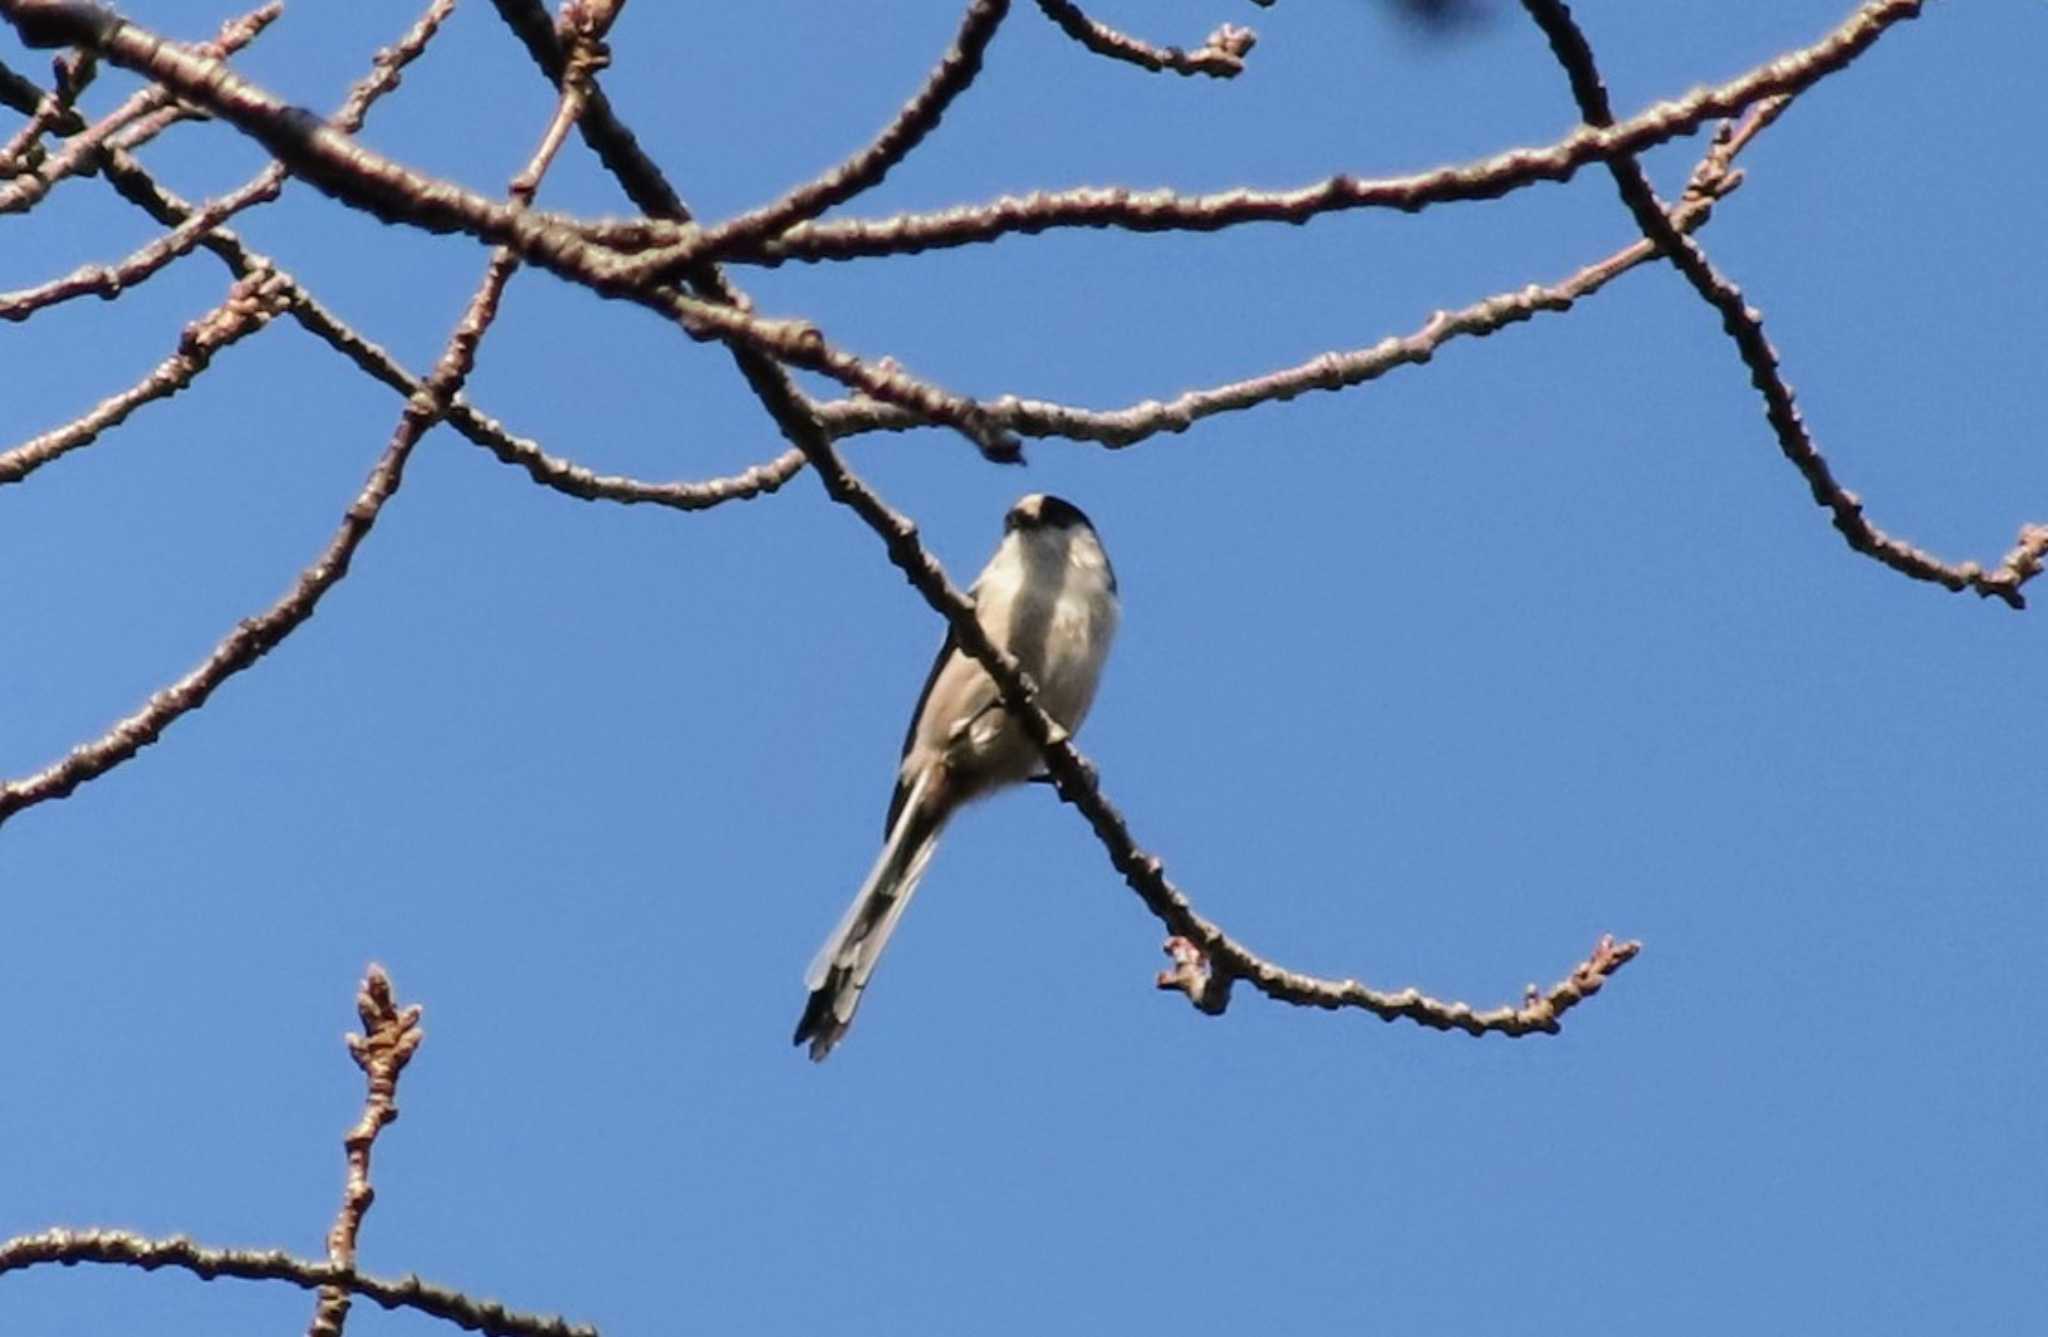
794, 768, 946, 1061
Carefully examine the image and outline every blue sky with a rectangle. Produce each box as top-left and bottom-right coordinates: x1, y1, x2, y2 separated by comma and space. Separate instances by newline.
3, 2, 2043, 1333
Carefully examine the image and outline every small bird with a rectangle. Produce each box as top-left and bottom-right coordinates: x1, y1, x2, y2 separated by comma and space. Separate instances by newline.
795, 494, 1120, 1060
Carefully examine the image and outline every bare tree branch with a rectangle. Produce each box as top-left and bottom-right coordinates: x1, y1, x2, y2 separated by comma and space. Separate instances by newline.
0, 0, 1917, 469
790, 101, 1785, 484
1, 0, 453, 484
77, 109, 794, 513
0, 1229, 597, 1337
2, 1, 2032, 1329
0, 0, 2011, 1068
1518, 0, 2043, 608
4, 3, 792, 512
0, 276, 412, 826
812, 117, 1761, 451
447, 422, 806, 509
0, 0, 607, 825
1158, 932, 1640, 1033
277, 243, 803, 507
0, 0, 455, 324
0, 51, 83, 129
486, 0, 694, 222
484, 0, 898, 508
0, 272, 285, 484
797, 101, 1783, 461
0, 0, 1024, 461
0, 972, 572, 1336
1032, 0, 1255, 80
687, 0, 1920, 269
488, 0, 830, 434
0, 2, 279, 214
309, 966, 426, 1337
0, 45, 89, 171
694, 0, 1014, 260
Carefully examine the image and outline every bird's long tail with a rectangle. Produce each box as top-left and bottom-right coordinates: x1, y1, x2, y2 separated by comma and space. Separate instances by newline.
794, 767, 947, 1061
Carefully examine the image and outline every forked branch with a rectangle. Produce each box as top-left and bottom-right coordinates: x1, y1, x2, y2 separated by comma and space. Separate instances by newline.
1518, 0, 2044, 607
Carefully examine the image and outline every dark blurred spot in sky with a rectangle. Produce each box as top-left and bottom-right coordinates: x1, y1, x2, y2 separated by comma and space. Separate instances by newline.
1381, 0, 1496, 39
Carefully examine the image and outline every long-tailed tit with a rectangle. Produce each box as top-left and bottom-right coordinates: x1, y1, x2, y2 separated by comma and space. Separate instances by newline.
794, 494, 1120, 1060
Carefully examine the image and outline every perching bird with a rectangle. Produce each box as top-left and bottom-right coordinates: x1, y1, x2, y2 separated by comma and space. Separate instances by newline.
794, 494, 1120, 1060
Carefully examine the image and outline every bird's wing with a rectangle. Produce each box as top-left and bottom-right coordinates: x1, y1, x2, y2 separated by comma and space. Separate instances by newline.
888, 622, 959, 834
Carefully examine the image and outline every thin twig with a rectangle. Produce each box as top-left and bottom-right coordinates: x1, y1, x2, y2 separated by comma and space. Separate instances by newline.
447, 422, 806, 507
1520, 0, 2042, 607
487, 0, 696, 224
280, 238, 806, 507
1159, 932, 1639, 1032
278, 248, 805, 507
690, 0, 1013, 262
0, 272, 286, 484
0, 181, 261, 319
0, 1229, 593, 1337
1033, 0, 1254, 79
309, 966, 426, 1337
100, 94, 204, 153
1, 76, 154, 212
